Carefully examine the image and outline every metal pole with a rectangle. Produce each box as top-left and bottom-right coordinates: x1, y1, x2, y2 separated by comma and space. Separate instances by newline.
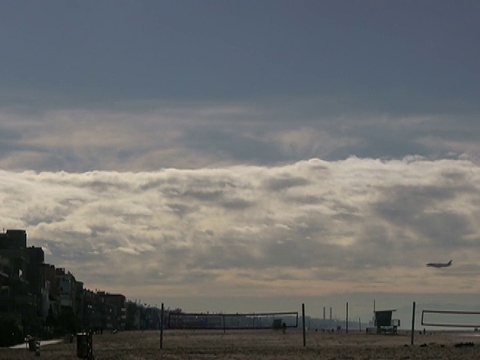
302, 303, 306, 347
88, 331, 93, 360
160, 303, 164, 349
346, 302, 349, 333
410, 301, 416, 346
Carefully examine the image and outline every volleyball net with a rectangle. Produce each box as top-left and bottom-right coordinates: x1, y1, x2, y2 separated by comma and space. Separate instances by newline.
421, 309, 480, 328
168, 311, 299, 330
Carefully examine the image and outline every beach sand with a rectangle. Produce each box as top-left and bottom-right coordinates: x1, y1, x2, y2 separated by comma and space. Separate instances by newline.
1, 329, 479, 359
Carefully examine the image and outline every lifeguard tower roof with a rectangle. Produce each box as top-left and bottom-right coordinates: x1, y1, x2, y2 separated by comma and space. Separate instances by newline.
375, 310, 396, 325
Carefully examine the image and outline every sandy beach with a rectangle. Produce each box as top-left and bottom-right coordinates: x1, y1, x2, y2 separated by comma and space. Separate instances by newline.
1, 329, 479, 360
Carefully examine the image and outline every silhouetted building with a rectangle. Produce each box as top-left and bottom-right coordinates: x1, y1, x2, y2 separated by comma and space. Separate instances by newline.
40, 263, 59, 321
0, 228, 154, 339
98, 292, 126, 330
56, 268, 77, 311
0, 230, 39, 333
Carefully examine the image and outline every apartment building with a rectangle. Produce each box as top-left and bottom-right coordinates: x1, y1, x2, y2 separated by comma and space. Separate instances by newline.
0, 230, 40, 332
1, 229, 161, 340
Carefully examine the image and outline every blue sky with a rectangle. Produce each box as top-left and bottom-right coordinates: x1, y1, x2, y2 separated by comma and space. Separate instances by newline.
1, 1, 480, 325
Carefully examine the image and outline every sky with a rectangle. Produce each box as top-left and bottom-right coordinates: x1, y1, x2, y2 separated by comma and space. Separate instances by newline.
1, 1, 480, 327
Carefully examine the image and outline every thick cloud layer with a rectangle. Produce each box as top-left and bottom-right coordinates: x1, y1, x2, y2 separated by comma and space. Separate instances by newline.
1, 105, 479, 173
1, 157, 479, 300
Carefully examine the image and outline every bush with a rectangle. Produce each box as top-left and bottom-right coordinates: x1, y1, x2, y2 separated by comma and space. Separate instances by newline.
56, 308, 81, 335
0, 317, 24, 347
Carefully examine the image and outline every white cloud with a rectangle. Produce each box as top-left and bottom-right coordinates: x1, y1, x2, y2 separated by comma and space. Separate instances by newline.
1, 157, 479, 301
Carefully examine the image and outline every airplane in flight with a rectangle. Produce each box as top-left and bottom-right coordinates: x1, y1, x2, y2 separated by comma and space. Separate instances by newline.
426, 260, 452, 268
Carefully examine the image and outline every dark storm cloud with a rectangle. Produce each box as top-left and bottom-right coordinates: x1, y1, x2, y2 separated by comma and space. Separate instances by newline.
1, 1, 479, 114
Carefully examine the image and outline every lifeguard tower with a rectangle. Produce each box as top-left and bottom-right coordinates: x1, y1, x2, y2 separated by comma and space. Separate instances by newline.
374, 309, 400, 334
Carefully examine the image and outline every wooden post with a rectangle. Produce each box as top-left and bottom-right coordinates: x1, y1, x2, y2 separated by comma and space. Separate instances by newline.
160, 303, 164, 349
410, 301, 416, 346
302, 303, 306, 347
